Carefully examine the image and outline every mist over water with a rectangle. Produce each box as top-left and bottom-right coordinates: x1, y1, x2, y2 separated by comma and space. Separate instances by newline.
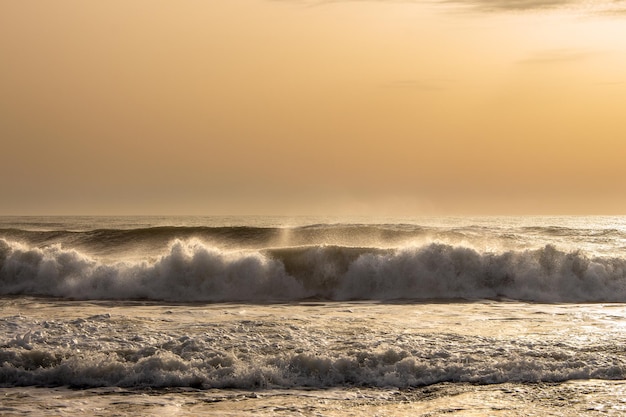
1, 216, 625, 303
2, 216, 626, 416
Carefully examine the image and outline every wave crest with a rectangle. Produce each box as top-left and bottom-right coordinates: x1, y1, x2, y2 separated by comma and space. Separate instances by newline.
1, 238, 626, 302
0, 239, 304, 301
335, 244, 626, 302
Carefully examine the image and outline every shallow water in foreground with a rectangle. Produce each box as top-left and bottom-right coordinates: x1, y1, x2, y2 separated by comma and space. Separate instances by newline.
2, 298, 626, 415
2, 381, 626, 416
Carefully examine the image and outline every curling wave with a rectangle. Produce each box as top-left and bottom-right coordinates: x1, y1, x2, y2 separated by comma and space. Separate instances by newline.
1, 238, 626, 302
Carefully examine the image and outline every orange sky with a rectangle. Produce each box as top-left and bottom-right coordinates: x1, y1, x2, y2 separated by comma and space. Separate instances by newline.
1, 0, 625, 215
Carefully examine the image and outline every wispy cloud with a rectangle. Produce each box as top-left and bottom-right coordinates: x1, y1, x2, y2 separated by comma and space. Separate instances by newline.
597, 0, 626, 15
517, 49, 593, 65
446, 0, 577, 12
271, 0, 426, 7
380, 79, 450, 91
273, 0, 626, 13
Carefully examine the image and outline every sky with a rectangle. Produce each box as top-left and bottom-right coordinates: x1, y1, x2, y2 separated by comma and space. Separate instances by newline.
1, 0, 626, 216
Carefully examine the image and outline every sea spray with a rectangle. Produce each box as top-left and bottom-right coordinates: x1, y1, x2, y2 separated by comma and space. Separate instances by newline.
2, 238, 626, 302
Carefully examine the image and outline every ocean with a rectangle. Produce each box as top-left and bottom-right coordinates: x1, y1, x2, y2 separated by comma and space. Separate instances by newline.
1, 215, 626, 415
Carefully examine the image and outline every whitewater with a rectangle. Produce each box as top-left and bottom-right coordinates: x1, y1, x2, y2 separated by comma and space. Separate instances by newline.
1, 215, 626, 415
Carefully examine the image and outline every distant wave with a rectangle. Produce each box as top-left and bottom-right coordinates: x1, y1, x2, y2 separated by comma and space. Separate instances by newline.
0, 226, 283, 249
2, 223, 623, 255
0, 224, 445, 246
1, 238, 626, 303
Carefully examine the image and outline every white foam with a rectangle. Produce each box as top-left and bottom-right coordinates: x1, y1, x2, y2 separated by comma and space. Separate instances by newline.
0, 239, 306, 301
1, 340, 623, 389
1, 300, 625, 390
1, 238, 626, 302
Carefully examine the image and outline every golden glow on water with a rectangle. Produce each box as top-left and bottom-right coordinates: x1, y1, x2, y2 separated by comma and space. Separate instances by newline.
3, 299, 626, 415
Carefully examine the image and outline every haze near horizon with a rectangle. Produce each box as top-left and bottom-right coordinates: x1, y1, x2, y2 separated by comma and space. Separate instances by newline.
1, 0, 625, 216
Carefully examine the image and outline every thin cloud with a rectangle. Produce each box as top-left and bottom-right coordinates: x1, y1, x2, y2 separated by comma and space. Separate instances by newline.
594, 81, 625, 85
598, 0, 626, 15
453, 0, 626, 15
517, 49, 593, 65
380, 79, 449, 91
273, 0, 622, 13
447, 0, 577, 12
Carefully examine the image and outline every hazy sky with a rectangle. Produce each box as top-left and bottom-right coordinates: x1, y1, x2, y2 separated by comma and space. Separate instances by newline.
2, 0, 625, 215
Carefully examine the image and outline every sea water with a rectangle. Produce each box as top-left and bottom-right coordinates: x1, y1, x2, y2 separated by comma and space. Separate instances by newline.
1, 216, 626, 415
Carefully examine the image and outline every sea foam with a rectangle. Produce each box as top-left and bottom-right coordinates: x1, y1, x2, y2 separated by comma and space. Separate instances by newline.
1, 238, 626, 302
1, 329, 624, 389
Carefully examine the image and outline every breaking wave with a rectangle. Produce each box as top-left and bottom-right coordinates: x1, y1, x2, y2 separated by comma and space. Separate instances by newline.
2, 341, 623, 389
1, 238, 626, 303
